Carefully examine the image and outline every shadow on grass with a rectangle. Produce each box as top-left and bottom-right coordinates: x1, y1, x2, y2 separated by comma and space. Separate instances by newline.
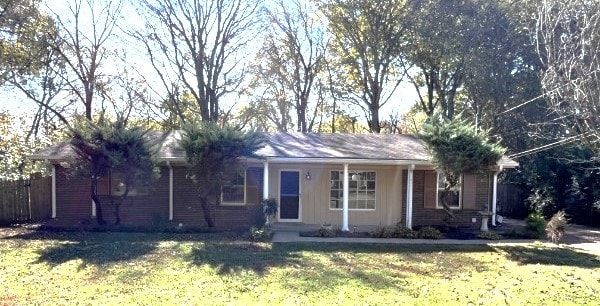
187, 242, 494, 275
35, 239, 157, 270
188, 241, 302, 275
495, 245, 600, 268
2, 230, 235, 270
2, 229, 241, 243
187, 241, 413, 292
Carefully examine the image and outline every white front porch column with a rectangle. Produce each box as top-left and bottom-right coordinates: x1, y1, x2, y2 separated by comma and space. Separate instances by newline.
406, 164, 415, 229
263, 161, 269, 199
168, 162, 174, 221
51, 163, 56, 219
342, 163, 349, 231
491, 166, 503, 226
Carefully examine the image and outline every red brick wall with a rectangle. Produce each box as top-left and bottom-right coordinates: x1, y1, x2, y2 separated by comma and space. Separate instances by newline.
54, 164, 265, 229
99, 167, 169, 226
54, 165, 92, 224
54, 165, 170, 226
171, 166, 264, 230
402, 170, 491, 228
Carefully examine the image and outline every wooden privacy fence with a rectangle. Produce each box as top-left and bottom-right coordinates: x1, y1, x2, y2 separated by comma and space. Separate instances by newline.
496, 183, 529, 219
0, 173, 52, 224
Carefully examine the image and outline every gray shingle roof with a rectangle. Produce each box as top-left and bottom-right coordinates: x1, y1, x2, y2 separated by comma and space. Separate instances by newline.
257, 133, 429, 160
29, 131, 518, 167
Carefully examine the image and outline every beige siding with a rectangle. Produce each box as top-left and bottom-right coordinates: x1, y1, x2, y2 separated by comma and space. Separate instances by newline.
267, 163, 404, 226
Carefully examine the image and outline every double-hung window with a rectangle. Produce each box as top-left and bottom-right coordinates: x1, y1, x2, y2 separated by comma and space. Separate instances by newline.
436, 173, 461, 209
221, 168, 260, 205
329, 170, 376, 210
97, 171, 148, 196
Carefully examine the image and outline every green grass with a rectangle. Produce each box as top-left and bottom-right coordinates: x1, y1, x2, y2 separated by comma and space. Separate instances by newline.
0, 228, 599, 305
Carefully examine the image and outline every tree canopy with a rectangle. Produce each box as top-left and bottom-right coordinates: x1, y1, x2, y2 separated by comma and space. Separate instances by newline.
180, 122, 264, 227
419, 117, 505, 216
69, 119, 158, 225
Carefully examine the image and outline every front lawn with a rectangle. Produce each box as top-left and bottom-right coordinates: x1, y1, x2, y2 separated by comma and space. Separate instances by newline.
0, 228, 598, 305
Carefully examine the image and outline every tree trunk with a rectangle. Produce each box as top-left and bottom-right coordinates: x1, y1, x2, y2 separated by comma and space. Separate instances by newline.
91, 178, 105, 225
199, 196, 215, 227
370, 104, 380, 133
113, 187, 130, 225
297, 100, 307, 133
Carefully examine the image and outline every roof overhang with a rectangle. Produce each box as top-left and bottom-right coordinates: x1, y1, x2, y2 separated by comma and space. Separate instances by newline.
263, 157, 431, 166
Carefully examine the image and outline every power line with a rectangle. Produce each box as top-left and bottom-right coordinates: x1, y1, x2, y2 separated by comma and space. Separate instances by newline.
499, 68, 600, 115
498, 92, 547, 115
509, 132, 592, 158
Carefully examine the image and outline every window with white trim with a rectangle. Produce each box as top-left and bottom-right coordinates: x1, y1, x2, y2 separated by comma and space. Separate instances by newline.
97, 171, 149, 196
436, 172, 461, 209
329, 170, 376, 210
221, 168, 260, 205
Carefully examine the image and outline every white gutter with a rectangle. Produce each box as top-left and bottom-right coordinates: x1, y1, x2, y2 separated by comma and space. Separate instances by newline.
263, 157, 431, 166
491, 165, 504, 226
167, 161, 173, 221
34, 153, 518, 168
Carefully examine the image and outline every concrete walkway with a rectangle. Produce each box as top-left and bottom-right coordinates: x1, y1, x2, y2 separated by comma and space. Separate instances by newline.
272, 222, 600, 255
272, 231, 536, 245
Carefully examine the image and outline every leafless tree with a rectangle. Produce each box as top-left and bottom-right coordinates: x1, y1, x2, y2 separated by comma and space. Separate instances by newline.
132, 0, 260, 126
46, 0, 123, 122
536, 0, 600, 155
249, 0, 326, 133
320, 0, 407, 133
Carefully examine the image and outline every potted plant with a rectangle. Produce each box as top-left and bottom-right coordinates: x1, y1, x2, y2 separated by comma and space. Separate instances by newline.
261, 198, 278, 226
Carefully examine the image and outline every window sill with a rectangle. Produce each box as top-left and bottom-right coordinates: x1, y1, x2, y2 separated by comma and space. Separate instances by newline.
435, 206, 461, 210
220, 202, 246, 206
329, 208, 376, 211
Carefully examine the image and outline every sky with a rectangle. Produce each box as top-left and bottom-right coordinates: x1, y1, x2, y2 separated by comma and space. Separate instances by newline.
0, 0, 420, 126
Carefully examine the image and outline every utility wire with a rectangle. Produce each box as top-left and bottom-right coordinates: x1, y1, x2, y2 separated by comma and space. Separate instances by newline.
509, 132, 592, 158
499, 68, 600, 115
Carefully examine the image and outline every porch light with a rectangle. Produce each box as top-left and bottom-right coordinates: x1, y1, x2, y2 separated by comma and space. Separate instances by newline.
305, 171, 311, 181
58, 161, 71, 168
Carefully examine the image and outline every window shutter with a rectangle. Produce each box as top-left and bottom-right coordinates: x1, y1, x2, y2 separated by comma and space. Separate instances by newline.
462, 174, 477, 210
246, 168, 260, 204
423, 171, 437, 209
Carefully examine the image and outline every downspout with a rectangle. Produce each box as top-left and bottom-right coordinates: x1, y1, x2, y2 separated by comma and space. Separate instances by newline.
406, 164, 415, 229
491, 165, 503, 226
342, 163, 349, 231
167, 161, 173, 221
47, 159, 56, 219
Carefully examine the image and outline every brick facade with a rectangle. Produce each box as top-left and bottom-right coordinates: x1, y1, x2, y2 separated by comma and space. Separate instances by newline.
54, 164, 263, 230
402, 170, 491, 228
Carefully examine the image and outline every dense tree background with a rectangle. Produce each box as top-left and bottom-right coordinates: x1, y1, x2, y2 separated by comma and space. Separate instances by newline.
1, 0, 600, 226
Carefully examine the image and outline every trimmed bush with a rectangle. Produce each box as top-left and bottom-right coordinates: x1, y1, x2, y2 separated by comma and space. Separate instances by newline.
249, 226, 273, 241
525, 213, 547, 239
318, 227, 335, 237
393, 224, 417, 238
416, 226, 443, 239
369, 226, 393, 238
477, 231, 502, 240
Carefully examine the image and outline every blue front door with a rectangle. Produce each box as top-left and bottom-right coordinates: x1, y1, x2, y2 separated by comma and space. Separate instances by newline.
280, 171, 300, 220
